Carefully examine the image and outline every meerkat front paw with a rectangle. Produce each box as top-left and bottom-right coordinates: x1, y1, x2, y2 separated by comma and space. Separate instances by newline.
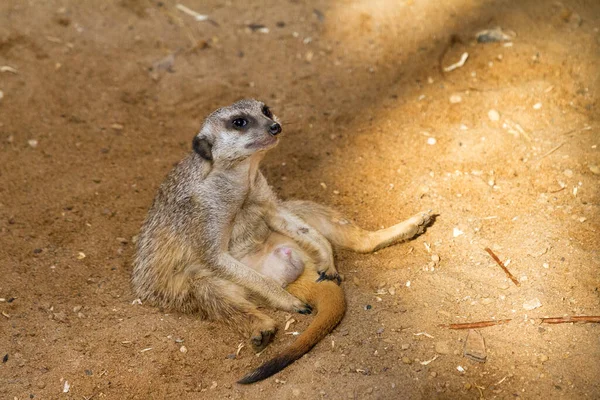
315, 258, 340, 284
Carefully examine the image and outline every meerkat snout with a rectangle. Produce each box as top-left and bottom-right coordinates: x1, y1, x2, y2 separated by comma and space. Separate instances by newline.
269, 122, 282, 136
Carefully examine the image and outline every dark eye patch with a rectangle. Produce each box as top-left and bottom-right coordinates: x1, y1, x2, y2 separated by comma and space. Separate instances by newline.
262, 105, 273, 119
232, 118, 247, 128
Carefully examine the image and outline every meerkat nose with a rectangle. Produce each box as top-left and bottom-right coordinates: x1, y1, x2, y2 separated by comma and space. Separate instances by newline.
269, 122, 282, 136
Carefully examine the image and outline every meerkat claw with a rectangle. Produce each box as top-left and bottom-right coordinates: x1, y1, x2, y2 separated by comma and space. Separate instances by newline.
317, 271, 342, 285
295, 303, 313, 315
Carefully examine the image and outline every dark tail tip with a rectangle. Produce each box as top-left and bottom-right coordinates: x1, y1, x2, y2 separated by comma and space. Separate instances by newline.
237, 355, 297, 384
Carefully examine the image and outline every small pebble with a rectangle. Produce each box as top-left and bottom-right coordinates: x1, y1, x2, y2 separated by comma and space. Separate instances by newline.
28, 139, 38, 148
179, 345, 187, 353
543, 263, 549, 269
589, 164, 600, 175
449, 94, 462, 103
533, 102, 542, 110
73, 305, 82, 313
402, 356, 412, 364
431, 254, 440, 263
523, 298, 542, 310
210, 381, 218, 390
464, 383, 472, 390
427, 137, 437, 145
453, 227, 464, 237
430, 371, 437, 377
488, 109, 500, 121
481, 298, 493, 305
563, 169, 573, 177
539, 354, 549, 363
401, 343, 410, 350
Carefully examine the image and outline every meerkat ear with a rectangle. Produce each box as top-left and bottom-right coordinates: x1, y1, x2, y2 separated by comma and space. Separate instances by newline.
192, 135, 213, 161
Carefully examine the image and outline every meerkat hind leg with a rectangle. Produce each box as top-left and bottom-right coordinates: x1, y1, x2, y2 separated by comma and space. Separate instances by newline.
283, 200, 433, 253
192, 277, 277, 352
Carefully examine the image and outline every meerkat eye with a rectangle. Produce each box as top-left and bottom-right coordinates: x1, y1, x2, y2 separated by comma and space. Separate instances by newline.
232, 118, 248, 128
262, 105, 273, 119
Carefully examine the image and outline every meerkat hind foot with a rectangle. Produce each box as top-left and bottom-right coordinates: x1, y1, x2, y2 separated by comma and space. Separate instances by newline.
404, 210, 435, 239
251, 327, 277, 353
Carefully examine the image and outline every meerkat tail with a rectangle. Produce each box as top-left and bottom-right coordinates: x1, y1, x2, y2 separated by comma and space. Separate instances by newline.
237, 272, 346, 384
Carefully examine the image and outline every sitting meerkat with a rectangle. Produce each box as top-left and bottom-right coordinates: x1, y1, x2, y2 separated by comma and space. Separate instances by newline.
132, 99, 433, 383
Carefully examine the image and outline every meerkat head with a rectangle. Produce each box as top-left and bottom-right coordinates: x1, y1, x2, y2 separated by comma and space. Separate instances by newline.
192, 99, 281, 163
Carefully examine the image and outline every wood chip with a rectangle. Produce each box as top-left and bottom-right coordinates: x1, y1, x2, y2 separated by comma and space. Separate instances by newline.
464, 329, 487, 362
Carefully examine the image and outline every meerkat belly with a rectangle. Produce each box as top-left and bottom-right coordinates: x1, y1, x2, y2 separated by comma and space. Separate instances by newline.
240, 232, 307, 287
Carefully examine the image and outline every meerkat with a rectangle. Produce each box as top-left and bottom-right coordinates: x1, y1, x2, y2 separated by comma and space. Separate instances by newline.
132, 99, 433, 383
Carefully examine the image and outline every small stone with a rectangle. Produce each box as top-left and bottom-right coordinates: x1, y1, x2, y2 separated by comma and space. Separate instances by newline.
28, 139, 38, 148
435, 341, 451, 355
449, 94, 462, 103
77, 252, 86, 260
538, 354, 549, 363
563, 169, 573, 177
365, 387, 373, 394
427, 137, 437, 145
578, 217, 586, 223
111, 123, 124, 130
402, 356, 412, 364
53, 312, 67, 322
352, 276, 360, 286
401, 343, 410, 350
453, 227, 464, 237
36, 381, 46, 389
488, 109, 500, 121
481, 298, 493, 305
210, 381, 217, 390
464, 383, 472, 390
72, 305, 82, 313
376, 327, 385, 334
533, 102, 542, 110
523, 298, 542, 311
588, 164, 599, 174
430, 371, 437, 377
179, 345, 188, 353
431, 254, 440, 263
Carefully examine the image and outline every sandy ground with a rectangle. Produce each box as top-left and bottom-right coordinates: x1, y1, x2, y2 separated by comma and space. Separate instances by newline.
1, 0, 599, 399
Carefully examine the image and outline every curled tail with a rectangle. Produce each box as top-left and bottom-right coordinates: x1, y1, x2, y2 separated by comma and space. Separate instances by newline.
237, 271, 346, 384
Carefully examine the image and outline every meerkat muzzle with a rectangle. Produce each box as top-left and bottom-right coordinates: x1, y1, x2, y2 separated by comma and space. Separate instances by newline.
269, 122, 282, 136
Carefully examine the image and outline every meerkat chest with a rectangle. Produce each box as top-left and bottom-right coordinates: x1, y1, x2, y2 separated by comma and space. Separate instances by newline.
228, 201, 271, 258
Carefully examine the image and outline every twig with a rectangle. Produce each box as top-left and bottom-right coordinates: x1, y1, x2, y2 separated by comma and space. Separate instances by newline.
439, 319, 512, 330
537, 142, 565, 162
540, 316, 600, 324
484, 248, 520, 287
